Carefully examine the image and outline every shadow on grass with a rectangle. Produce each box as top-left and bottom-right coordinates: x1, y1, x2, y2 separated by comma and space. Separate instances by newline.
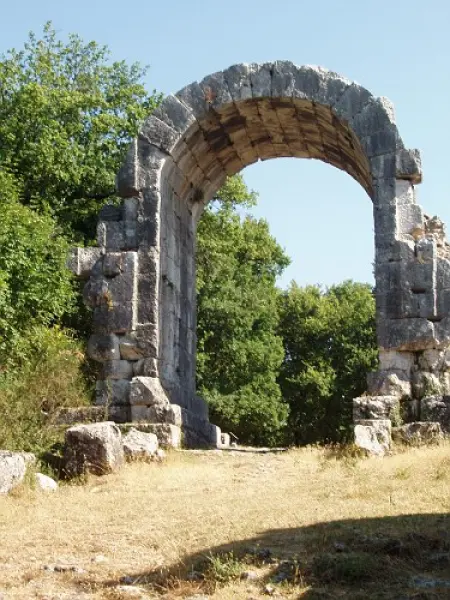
87, 513, 450, 599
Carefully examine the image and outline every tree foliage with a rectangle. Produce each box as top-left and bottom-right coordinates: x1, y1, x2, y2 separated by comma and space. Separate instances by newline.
0, 168, 74, 358
0, 22, 161, 242
277, 281, 378, 445
196, 176, 290, 445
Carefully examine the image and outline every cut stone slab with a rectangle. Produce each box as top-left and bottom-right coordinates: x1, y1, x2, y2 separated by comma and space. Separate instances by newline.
392, 422, 443, 445
122, 428, 159, 461
0, 451, 36, 494
64, 421, 124, 477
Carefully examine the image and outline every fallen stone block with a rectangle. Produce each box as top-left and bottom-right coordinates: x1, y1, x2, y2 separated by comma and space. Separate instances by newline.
0, 451, 36, 494
354, 419, 392, 456
122, 428, 159, 461
64, 422, 124, 477
392, 422, 443, 445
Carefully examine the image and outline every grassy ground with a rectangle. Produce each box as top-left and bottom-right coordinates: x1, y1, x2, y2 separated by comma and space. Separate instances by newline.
0, 444, 449, 599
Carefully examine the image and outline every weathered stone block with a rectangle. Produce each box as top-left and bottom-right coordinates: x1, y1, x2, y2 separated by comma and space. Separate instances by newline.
249, 62, 272, 98
395, 180, 416, 205
392, 421, 443, 445
433, 317, 450, 347
223, 63, 253, 101
415, 238, 436, 263
104, 255, 137, 304
366, 370, 411, 397
97, 221, 125, 252
200, 70, 233, 108
102, 360, 133, 380
375, 262, 401, 293
421, 396, 450, 432
51, 406, 106, 425
411, 371, 442, 399
373, 178, 396, 207
93, 303, 134, 334
64, 422, 124, 477
176, 80, 211, 121
332, 81, 372, 121
83, 278, 109, 308
354, 419, 392, 456
370, 153, 396, 180
87, 334, 120, 363
119, 423, 181, 448
107, 405, 130, 423
139, 115, 180, 154
417, 292, 436, 320
123, 197, 139, 222
220, 433, 231, 447
103, 253, 125, 277
153, 94, 196, 133
67, 247, 102, 279
401, 399, 420, 422
0, 451, 35, 494
378, 289, 419, 319
378, 350, 414, 373
418, 349, 445, 373
129, 376, 170, 408
270, 60, 297, 97
396, 204, 424, 236
360, 128, 398, 159
396, 148, 422, 183
436, 259, 450, 289
383, 318, 436, 351
373, 205, 397, 236
95, 379, 130, 406
120, 326, 158, 361
122, 428, 159, 461
353, 396, 401, 422
132, 357, 158, 377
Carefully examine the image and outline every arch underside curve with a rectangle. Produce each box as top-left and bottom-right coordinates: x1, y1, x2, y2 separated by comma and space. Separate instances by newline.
77, 61, 450, 445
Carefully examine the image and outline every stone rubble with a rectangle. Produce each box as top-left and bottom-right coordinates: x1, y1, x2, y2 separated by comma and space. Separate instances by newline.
63, 421, 124, 477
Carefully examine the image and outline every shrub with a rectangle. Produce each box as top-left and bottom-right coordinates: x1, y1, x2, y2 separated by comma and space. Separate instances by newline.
0, 325, 91, 455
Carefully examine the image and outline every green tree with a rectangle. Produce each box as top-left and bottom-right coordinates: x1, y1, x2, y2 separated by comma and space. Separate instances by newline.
277, 281, 378, 445
0, 167, 75, 358
196, 176, 291, 445
0, 22, 161, 243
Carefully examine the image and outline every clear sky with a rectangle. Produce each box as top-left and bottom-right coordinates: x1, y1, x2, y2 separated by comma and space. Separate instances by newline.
1, 0, 450, 288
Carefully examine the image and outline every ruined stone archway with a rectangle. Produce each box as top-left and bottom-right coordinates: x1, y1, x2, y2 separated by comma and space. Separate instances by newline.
74, 62, 450, 446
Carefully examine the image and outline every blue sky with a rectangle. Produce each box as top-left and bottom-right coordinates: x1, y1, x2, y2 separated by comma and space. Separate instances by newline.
1, 0, 450, 287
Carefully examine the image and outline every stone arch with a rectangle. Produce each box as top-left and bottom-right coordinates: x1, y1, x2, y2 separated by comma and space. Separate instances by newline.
76, 62, 450, 446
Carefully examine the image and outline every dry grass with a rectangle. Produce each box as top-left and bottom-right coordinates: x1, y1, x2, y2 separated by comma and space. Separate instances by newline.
0, 444, 449, 599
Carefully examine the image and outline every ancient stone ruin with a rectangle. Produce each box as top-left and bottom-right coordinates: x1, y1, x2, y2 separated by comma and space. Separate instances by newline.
70, 61, 450, 447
